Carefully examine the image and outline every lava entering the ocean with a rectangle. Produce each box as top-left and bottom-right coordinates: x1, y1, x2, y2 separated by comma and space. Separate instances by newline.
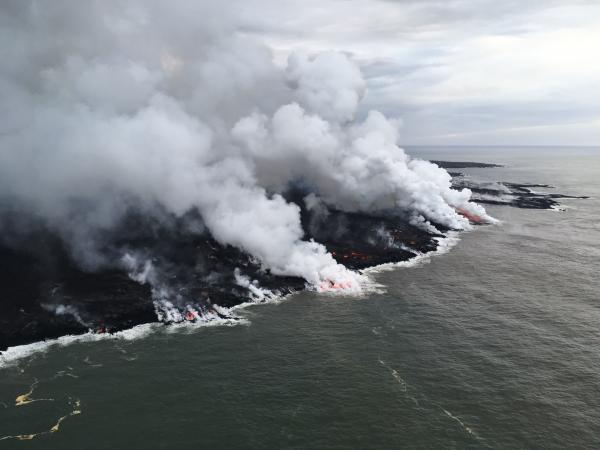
456, 207, 485, 224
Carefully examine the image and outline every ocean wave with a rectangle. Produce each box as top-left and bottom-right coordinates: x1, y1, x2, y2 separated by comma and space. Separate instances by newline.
0, 324, 156, 369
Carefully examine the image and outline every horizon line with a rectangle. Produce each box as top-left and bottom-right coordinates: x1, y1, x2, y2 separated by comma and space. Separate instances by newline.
401, 144, 600, 148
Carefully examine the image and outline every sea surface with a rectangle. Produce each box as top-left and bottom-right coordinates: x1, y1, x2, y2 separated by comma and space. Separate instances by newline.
1, 146, 599, 449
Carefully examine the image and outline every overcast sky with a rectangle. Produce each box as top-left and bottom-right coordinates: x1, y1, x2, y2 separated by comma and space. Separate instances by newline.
238, 0, 600, 146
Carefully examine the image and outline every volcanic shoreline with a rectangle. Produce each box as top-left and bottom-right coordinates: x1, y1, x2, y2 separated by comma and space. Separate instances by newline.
433, 161, 589, 210
0, 162, 585, 351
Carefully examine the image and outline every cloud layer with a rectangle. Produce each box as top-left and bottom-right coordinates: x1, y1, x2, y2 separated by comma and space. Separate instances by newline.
238, 0, 600, 145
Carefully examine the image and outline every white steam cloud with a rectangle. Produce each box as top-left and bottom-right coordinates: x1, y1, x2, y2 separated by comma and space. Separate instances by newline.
0, 0, 493, 290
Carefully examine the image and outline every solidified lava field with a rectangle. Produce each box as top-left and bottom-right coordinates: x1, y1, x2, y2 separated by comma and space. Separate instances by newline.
0, 162, 585, 350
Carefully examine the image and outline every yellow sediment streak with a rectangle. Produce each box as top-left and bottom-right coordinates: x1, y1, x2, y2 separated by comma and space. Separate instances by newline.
50, 400, 81, 433
1, 379, 81, 442
1, 399, 81, 441
15, 378, 53, 406
15, 379, 38, 406
0, 433, 37, 441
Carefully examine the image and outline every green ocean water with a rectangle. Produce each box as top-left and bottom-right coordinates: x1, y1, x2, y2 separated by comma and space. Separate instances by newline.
1, 147, 599, 449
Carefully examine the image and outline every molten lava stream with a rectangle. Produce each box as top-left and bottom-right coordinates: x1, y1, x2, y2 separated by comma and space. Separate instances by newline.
456, 207, 484, 224
318, 279, 354, 292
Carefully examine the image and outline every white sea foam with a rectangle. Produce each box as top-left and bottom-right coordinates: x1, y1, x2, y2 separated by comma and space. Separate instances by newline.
363, 231, 461, 274
442, 408, 481, 439
0, 324, 155, 369
0, 287, 293, 369
164, 314, 248, 333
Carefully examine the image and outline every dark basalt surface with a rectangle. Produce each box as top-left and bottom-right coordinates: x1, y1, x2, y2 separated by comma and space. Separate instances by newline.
432, 160, 588, 209
432, 160, 503, 169
451, 179, 589, 209
0, 163, 586, 351
0, 190, 439, 351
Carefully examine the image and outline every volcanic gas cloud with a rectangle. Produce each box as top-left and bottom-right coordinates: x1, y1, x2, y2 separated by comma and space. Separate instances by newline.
0, 1, 494, 295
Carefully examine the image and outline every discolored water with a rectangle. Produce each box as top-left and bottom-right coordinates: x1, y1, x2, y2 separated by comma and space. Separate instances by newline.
1, 147, 599, 449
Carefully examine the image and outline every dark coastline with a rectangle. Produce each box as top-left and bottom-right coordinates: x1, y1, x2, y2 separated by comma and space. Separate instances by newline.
0, 162, 585, 352
0, 193, 438, 351
431, 160, 503, 168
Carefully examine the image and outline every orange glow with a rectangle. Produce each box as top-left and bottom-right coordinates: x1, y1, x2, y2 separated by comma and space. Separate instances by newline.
456, 207, 484, 224
319, 279, 352, 291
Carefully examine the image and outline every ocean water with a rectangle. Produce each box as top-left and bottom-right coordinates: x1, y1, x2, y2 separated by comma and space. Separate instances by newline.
1, 147, 599, 449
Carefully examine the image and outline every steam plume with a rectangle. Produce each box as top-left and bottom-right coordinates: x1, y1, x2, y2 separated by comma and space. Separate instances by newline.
0, 0, 493, 290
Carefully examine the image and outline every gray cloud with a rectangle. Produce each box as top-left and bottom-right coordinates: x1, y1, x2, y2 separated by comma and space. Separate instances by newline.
238, 0, 600, 145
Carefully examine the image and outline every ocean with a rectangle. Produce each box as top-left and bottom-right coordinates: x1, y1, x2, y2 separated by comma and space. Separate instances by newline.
1, 146, 599, 449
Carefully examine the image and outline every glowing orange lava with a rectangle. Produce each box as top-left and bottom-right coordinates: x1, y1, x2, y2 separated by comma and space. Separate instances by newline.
456, 207, 484, 224
319, 280, 353, 291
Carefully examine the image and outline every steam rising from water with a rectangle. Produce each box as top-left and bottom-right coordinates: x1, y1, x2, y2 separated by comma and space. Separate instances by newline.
0, 1, 493, 290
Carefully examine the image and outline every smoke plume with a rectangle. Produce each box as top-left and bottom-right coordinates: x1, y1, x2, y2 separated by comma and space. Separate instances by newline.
0, 0, 494, 291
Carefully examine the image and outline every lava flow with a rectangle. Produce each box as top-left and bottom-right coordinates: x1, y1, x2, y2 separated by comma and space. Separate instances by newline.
456, 207, 484, 224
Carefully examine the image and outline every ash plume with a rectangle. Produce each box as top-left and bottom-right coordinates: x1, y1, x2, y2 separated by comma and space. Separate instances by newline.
0, 0, 493, 291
